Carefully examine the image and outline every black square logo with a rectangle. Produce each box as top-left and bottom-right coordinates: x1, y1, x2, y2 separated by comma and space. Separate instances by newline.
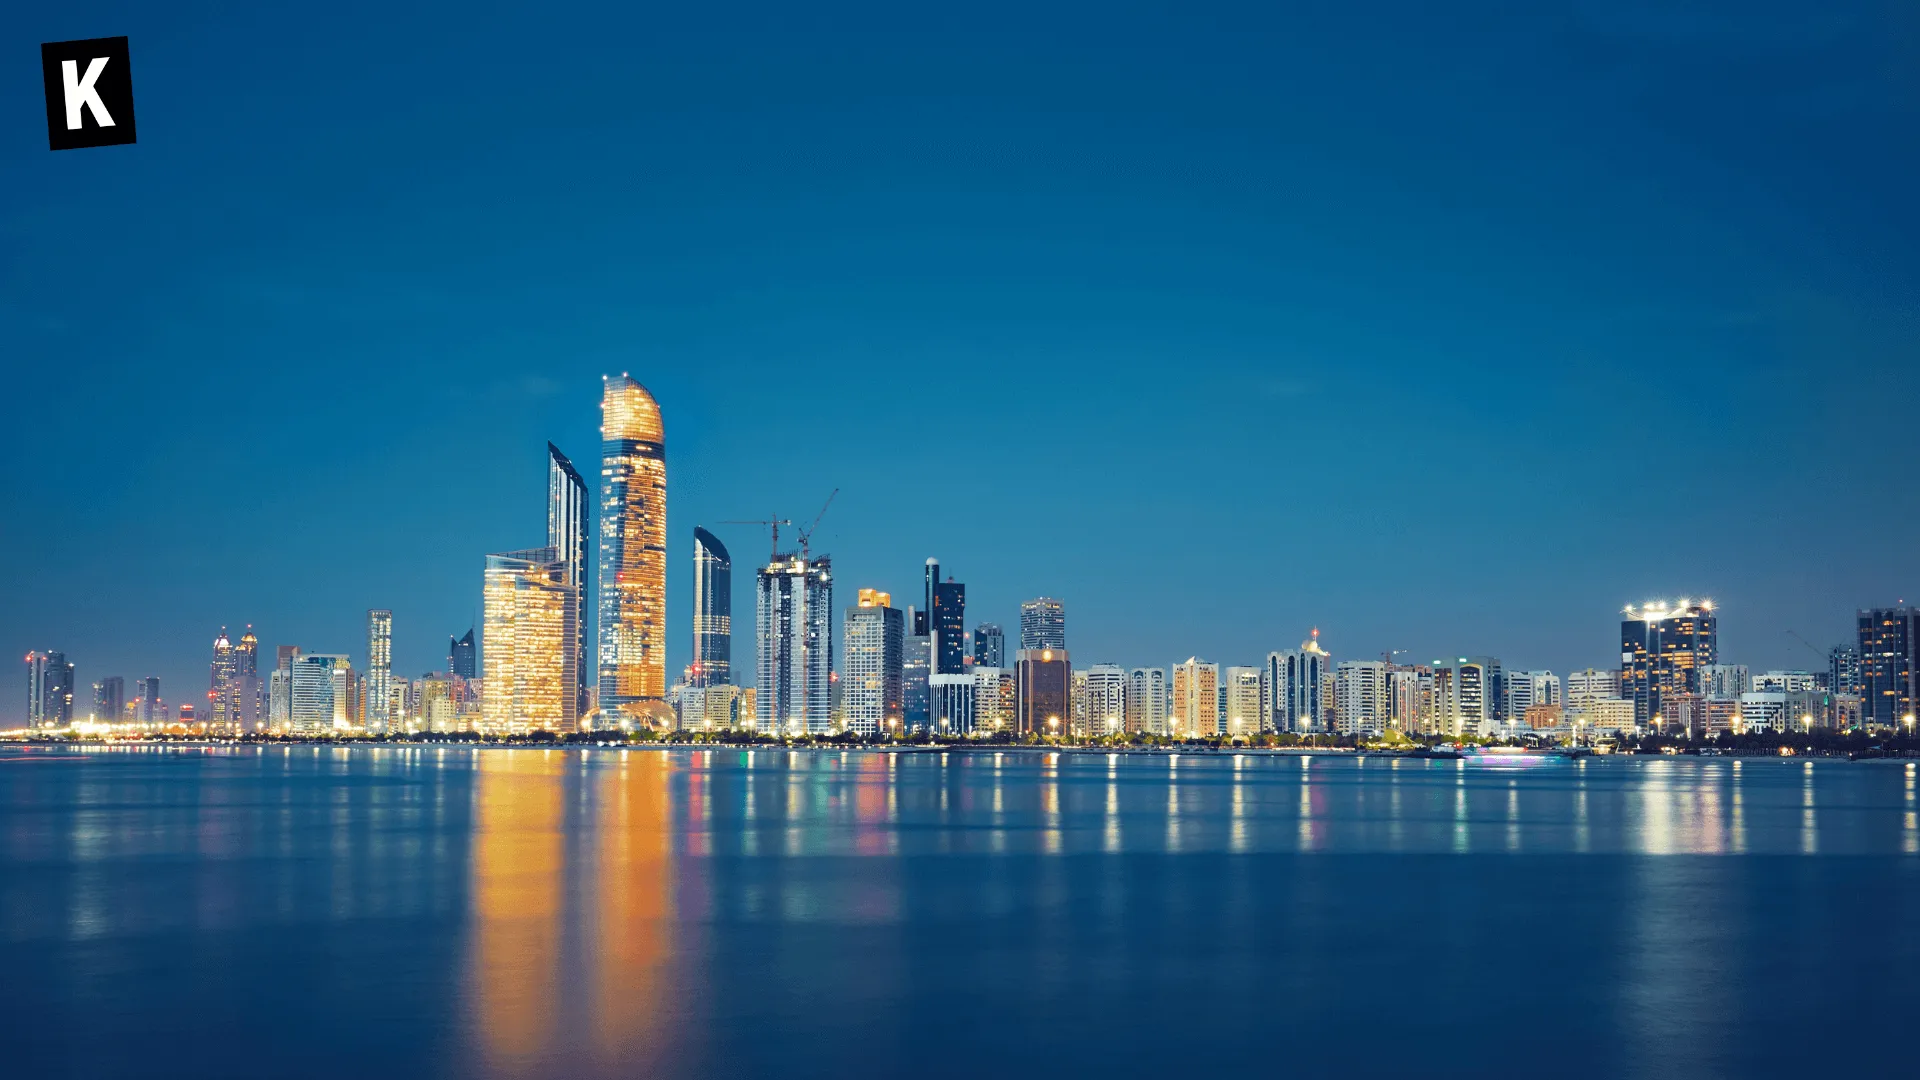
41, 36, 136, 151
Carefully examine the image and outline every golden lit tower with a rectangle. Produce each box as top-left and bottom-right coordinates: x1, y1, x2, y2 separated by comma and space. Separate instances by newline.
597, 374, 671, 728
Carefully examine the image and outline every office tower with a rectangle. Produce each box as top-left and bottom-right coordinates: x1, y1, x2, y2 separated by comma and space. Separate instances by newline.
1752, 670, 1821, 693
483, 548, 581, 735
209, 630, 238, 733
1702, 663, 1750, 699
597, 373, 670, 727
1433, 658, 1493, 737
133, 676, 160, 728
1084, 664, 1126, 737
1621, 600, 1717, 728
1015, 647, 1071, 735
973, 624, 1005, 669
1221, 666, 1262, 737
843, 588, 904, 737
1829, 644, 1863, 697
1070, 669, 1091, 734
47, 652, 73, 727
546, 442, 591, 717
25, 652, 74, 729
1565, 667, 1621, 706
1857, 607, 1918, 729
930, 674, 975, 735
363, 610, 393, 734
918, 559, 967, 675
177, 703, 196, 728
449, 629, 477, 680
1263, 630, 1331, 734
904, 611, 931, 732
756, 553, 834, 735
25, 652, 48, 728
692, 527, 733, 689
289, 655, 350, 733
1125, 666, 1169, 735
92, 676, 123, 726
1390, 664, 1435, 733
1020, 598, 1066, 650
1334, 660, 1389, 737
1171, 658, 1220, 737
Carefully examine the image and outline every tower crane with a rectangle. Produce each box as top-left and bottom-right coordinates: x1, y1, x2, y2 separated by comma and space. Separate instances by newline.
795, 488, 838, 562
719, 516, 792, 562
721, 489, 838, 564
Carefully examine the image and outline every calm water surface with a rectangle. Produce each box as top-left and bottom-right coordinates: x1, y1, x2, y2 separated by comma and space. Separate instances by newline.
3, 746, 1918, 1079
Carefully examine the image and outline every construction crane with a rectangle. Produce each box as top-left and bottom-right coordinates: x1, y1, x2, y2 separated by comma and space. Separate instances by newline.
795, 489, 838, 562
1786, 630, 1828, 664
719, 515, 793, 562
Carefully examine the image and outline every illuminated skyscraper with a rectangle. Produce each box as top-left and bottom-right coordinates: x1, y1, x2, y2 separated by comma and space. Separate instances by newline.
1263, 630, 1331, 734
922, 559, 967, 674
1224, 665, 1264, 737
843, 588, 903, 737
1014, 647, 1071, 735
1020, 598, 1066, 650
25, 651, 73, 729
1334, 660, 1389, 736
1172, 658, 1220, 737
135, 676, 160, 728
366, 610, 393, 733
1125, 666, 1169, 735
692, 527, 732, 688
210, 629, 238, 732
92, 676, 123, 727
1085, 664, 1127, 736
756, 553, 834, 734
483, 547, 581, 734
289, 655, 351, 733
1857, 607, 1918, 730
1621, 600, 1717, 728
597, 374, 670, 727
973, 623, 1005, 669
548, 443, 590, 717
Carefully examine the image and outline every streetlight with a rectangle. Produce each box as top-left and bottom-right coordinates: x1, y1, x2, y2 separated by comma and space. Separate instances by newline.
1904, 714, 1915, 739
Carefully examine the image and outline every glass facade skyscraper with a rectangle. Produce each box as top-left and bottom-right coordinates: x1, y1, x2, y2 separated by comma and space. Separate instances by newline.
93, 675, 123, 726
1014, 647, 1071, 735
842, 588, 903, 737
25, 651, 73, 729
1620, 600, 1717, 728
1857, 607, 1917, 729
597, 374, 670, 727
547, 443, 590, 718
973, 623, 1005, 669
924, 558, 966, 675
1020, 598, 1065, 650
692, 526, 732, 688
755, 554, 834, 734
449, 629, 476, 680
366, 610, 393, 733
483, 547, 580, 734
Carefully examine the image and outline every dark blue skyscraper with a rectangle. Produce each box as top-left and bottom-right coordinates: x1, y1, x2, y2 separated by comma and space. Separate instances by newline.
1857, 607, 1917, 729
548, 443, 590, 717
973, 623, 1005, 669
449, 629, 477, 680
922, 557, 966, 676
692, 527, 732, 688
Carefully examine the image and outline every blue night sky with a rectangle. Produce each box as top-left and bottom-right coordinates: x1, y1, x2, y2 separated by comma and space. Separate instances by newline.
3, 2, 1917, 717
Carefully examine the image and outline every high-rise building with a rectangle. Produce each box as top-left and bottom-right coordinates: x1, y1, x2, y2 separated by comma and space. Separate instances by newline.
1019, 598, 1066, 650
843, 588, 903, 737
756, 553, 834, 735
449, 629, 476, 680
365, 610, 394, 734
973, 668, 1013, 731
1389, 664, 1435, 733
1498, 670, 1560, 733
289, 655, 350, 733
1125, 667, 1169, 735
692, 527, 733, 689
903, 611, 931, 732
1263, 630, 1330, 734
1565, 668, 1621, 706
24, 651, 73, 729
1084, 664, 1126, 737
1701, 663, 1750, 699
1172, 658, 1220, 738
922, 560, 967, 675
92, 675, 123, 727
1621, 600, 1717, 728
973, 623, 1005, 669
597, 373, 670, 727
1829, 644, 1863, 698
1857, 607, 1918, 730
1015, 647, 1071, 735
1334, 660, 1390, 736
1222, 666, 1263, 737
547, 443, 591, 717
209, 630, 238, 732
930, 673, 976, 735
1434, 658, 1493, 737
482, 547, 581, 734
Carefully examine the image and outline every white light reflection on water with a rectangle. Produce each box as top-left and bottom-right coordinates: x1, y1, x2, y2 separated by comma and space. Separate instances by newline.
1800, 760, 1818, 855
1166, 755, 1181, 852
1907, 763, 1917, 855
1104, 755, 1121, 854
1230, 754, 1247, 853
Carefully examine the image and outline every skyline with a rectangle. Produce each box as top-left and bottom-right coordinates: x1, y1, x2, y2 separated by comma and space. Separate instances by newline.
6, 3, 1919, 710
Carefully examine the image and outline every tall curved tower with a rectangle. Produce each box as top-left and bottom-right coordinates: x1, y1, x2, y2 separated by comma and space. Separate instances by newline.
597, 374, 671, 727
691, 526, 732, 688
